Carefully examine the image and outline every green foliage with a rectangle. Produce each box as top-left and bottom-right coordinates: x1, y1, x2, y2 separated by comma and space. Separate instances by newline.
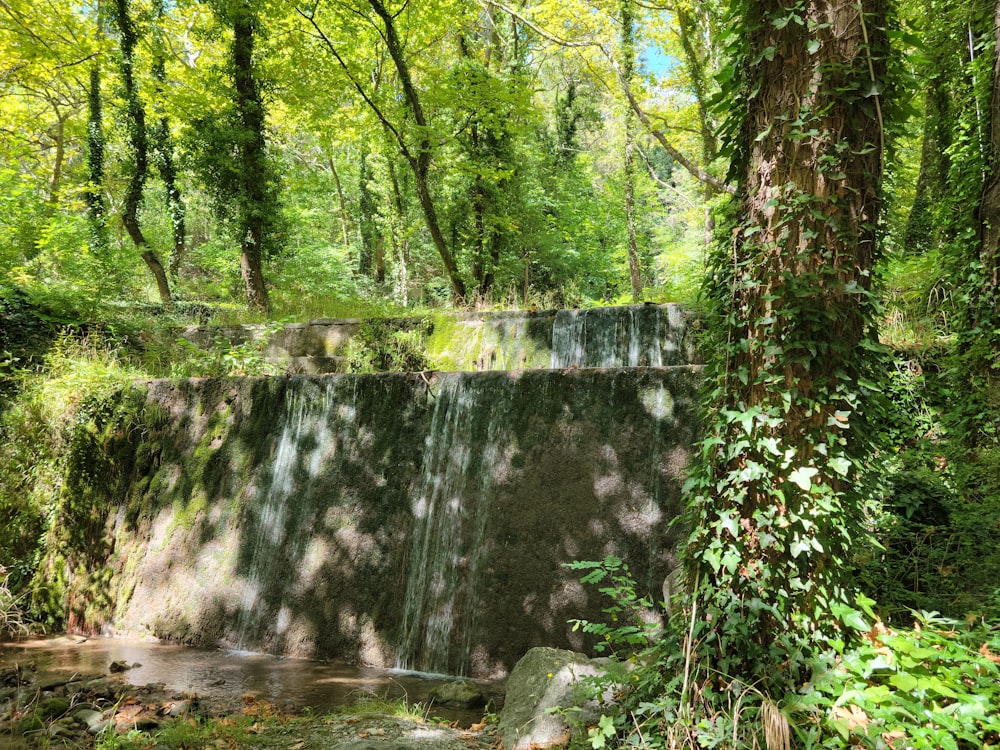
570, 559, 1000, 749
566, 557, 661, 656
855, 350, 1000, 624
0, 565, 30, 636
789, 609, 1000, 749
344, 318, 433, 373
165, 326, 283, 379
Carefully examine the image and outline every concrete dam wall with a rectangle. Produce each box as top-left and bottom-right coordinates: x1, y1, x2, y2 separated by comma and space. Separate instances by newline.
44, 305, 703, 678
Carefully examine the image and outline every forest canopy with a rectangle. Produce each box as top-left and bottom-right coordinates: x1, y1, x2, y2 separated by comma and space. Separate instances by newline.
0, 0, 732, 316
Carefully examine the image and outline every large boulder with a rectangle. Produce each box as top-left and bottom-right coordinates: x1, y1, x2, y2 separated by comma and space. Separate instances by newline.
497, 647, 615, 750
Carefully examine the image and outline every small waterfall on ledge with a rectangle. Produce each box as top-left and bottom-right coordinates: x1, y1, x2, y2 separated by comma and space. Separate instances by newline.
57, 305, 704, 678
550, 305, 681, 369
396, 376, 506, 675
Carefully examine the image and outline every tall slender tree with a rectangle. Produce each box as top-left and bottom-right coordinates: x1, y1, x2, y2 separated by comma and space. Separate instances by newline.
150, 0, 187, 280
229, 0, 274, 312
620, 0, 642, 301
110, 0, 173, 306
302, 0, 467, 302
85, 61, 109, 260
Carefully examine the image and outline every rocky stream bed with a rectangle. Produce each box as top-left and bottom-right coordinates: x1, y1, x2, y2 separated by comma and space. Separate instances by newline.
0, 658, 500, 749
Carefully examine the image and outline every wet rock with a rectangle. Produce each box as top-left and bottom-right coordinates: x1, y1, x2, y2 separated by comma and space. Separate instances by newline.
0, 663, 35, 687
45, 718, 75, 739
81, 678, 119, 699
497, 647, 616, 750
429, 680, 488, 708
162, 699, 193, 717
109, 660, 132, 673
74, 708, 104, 729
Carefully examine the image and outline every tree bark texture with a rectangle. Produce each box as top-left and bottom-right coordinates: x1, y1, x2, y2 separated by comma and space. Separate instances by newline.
693, 0, 887, 664
232, 4, 271, 312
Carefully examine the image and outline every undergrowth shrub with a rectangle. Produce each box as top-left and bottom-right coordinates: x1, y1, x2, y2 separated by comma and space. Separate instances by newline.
859, 351, 1000, 623
0, 332, 144, 622
569, 559, 1000, 750
344, 317, 433, 373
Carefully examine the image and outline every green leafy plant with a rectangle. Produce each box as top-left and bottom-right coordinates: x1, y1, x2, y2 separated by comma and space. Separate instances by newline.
344, 317, 434, 373
788, 605, 1000, 749
566, 556, 662, 655
0, 564, 30, 636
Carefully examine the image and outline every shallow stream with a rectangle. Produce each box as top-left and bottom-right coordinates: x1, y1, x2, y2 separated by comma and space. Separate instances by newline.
0, 635, 501, 726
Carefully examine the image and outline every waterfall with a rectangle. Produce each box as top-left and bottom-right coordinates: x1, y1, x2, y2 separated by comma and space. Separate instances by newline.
396, 376, 505, 675
232, 379, 341, 650
550, 305, 669, 368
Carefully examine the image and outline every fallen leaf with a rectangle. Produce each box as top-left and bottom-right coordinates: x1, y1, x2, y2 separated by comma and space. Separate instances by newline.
833, 704, 869, 732
979, 643, 1000, 663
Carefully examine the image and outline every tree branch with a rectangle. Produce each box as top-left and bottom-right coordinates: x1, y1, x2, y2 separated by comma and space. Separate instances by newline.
297, 6, 412, 162
610, 54, 734, 194
485, 1, 599, 49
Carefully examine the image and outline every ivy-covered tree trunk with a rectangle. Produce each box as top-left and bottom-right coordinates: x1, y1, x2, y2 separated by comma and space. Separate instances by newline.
688, 0, 888, 687
85, 62, 109, 257
112, 0, 173, 308
621, 0, 642, 302
978, 0, 1000, 299
231, 3, 272, 312
956, 0, 1000, 447
151, 0, 187, 280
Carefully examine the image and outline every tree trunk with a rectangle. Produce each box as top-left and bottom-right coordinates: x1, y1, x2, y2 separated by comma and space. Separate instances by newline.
621, 0, 642, 302
152, 0, 187, 279
113, 0, 173, 307
328, 154, 351, 247
675, 5, 721, 246
688, 0, 887, 687
358, 150, 380, 277
85, 62, 109, 257
47, 110, 67, 206
978, 0, 1000, 291
368, 0, 467, 302
231, 3, 271, 312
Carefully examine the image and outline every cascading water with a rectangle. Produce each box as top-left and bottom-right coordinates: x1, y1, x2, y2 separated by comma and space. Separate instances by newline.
59, 305, 702, 679
232, 379, 343, 650
396, 376, 506, 675
550, 305, 677, 369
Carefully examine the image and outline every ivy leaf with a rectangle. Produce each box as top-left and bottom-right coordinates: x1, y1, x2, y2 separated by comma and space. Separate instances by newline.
789, 466, 818, 491
807, 39, 821, 55
721, 550, 741, 574
790, 538, 811, 558
828, 456, 851, 476
703, 547, 722, 573
890, 672, 918, 692
718, 510, 740, 538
